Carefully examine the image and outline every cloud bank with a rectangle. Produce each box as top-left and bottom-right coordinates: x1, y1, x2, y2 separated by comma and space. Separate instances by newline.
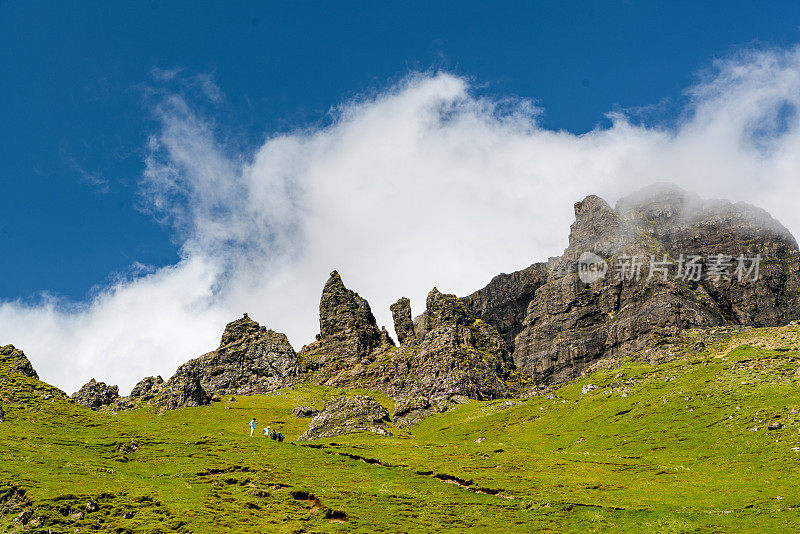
5, 46, 800, 394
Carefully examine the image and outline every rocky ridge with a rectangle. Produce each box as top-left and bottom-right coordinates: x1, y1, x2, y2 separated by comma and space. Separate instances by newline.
58, 184, 800, 430
512, 184, 800, 384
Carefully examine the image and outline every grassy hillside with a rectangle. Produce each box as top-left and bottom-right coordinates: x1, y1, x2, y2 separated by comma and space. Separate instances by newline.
3, 326, 800, 533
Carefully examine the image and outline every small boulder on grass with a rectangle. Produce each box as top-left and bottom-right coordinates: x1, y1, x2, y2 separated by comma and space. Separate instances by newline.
298, 395, 390, 441
292, 405, 319, 418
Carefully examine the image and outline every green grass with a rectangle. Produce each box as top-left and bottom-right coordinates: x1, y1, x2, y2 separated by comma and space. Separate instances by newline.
3, 327, 800, 532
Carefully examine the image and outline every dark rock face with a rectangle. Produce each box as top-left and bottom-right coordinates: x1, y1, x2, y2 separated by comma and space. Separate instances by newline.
303, 279, 519, 408
130, 376, 164, 400
0, 345, 38, 379
177, 314, 301, 397
304, 271, 383, 358
400, 289, 517, 401
298, 395, 390, 441
513, 184, 800, 385
0, 404, 4, 423
292, 405, 319, 417
461, 263, 548, 354
72, 379, 120, 411
392, 396, 436, 427
390, 297, 416, 345
157, 367, 210, 411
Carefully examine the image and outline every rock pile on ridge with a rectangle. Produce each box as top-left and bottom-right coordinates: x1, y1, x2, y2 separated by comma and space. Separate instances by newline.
174, 313, 301, 397
72, 379, 120, 411
0, 345, 38, 379
130, 376, 164, 401
300, 273, 519, 405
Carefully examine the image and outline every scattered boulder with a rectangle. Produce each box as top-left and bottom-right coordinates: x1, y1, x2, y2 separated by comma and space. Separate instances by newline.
72, 379, 120, 411
581, 384, 598, 395
298, 395, 390, 441
392, 396, 434, 427
85, 501, 99, 513
292, 405, 319, 418
0, 345, 38, 379
768, 421, 784, 431
390, 297, 416, 345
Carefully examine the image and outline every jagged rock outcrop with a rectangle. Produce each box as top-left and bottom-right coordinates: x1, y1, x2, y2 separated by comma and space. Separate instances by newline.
513, 184, 800, 384
396, 289, 518, 400
461, 263, 548, 354
156, 367, 210, 411
292, 405, 319, 417
0, 345, 38, 379
392, 396, 437, 427
72, 379, 120, 411
297, 395, 391, 441
130, 376, 164, 401
303, 271, 384, 358
304, 278, 520, 407
175, 314, 301, 397
390, 297, 416, 345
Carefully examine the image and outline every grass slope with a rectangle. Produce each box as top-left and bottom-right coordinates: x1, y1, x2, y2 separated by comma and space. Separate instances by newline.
3, 326, 800, 532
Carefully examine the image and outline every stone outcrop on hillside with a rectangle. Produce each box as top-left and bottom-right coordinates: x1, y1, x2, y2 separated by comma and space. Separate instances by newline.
397, 289, 518, 400
174, 314, 301, 397
156, 367, 210, 411
0, 345, 38, 379
72, 379, 120, 411
297, 395, 391, 441
461, 263, 548, 354
392, 396, 437, 427
34, 183, 800, 426
303, 277, 519, 405
130, 376, 164, 401
512, 184, 800, 385
303, 271, 386, 358
390, 297, 416, 345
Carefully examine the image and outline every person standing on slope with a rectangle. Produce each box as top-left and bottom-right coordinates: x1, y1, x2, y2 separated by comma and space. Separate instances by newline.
249, 418, 256, 437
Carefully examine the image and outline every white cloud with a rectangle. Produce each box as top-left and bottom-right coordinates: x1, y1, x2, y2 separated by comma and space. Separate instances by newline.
4, 46, 800, 394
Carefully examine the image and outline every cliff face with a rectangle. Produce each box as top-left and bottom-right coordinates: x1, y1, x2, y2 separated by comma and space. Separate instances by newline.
299, 274, 517, 404
460, 263, 548, 354
62, 183, 800, 414
511, 184, 800, 384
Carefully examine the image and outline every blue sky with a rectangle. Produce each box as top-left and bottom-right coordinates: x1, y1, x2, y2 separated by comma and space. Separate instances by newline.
3, 1, 800, 302
5, 1, 800, 391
